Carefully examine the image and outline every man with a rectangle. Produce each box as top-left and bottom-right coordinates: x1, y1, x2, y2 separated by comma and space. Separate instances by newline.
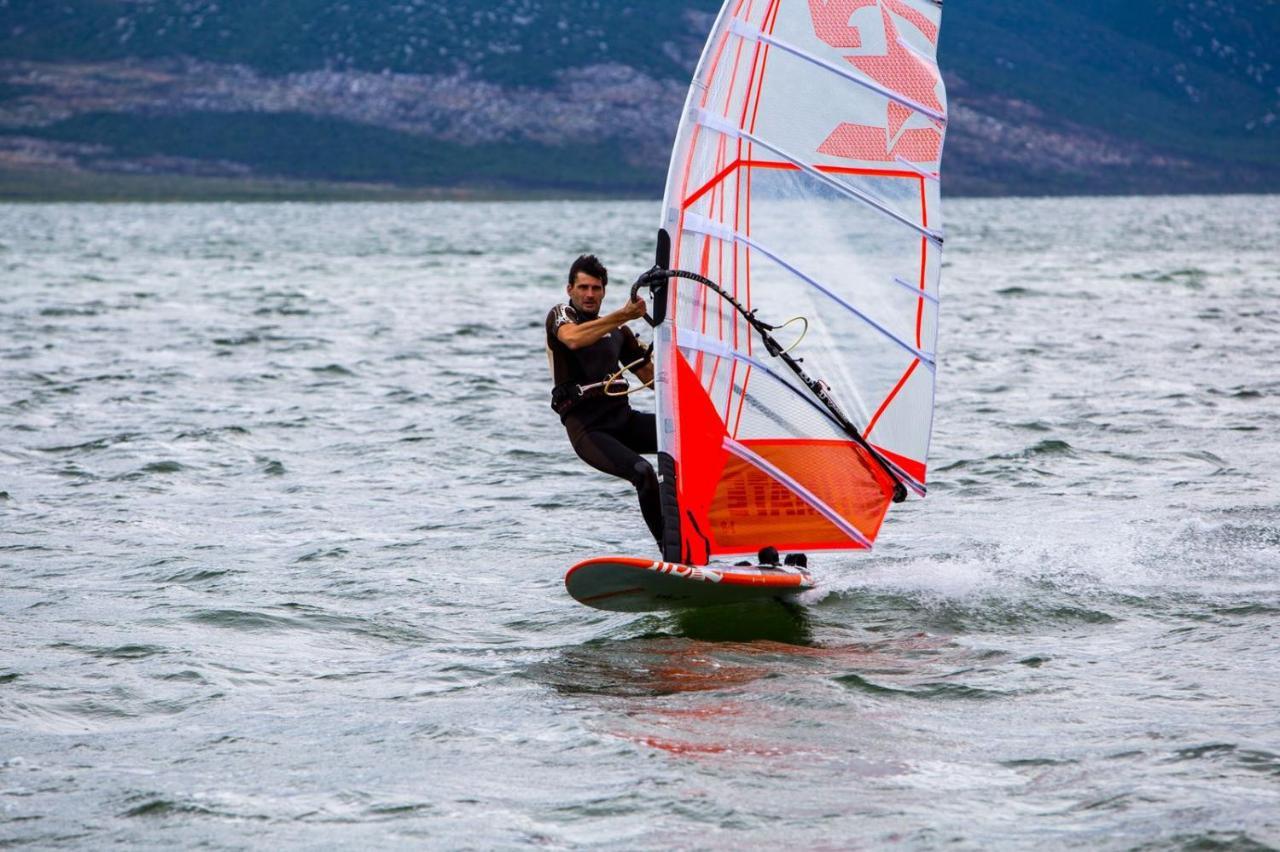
546, 254, 662, 547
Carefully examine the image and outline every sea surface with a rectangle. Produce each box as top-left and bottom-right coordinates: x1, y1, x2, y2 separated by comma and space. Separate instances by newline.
1, 196, 1278, 849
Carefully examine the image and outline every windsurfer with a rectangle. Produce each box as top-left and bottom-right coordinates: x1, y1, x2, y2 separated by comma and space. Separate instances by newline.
546, 255, 663, 547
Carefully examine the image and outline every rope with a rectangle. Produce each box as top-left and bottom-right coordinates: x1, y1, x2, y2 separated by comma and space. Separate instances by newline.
602, 349, 655, 397
773, 315, 808, 356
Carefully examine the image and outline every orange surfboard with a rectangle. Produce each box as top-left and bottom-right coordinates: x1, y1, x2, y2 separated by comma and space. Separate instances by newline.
565, 556, 815, 612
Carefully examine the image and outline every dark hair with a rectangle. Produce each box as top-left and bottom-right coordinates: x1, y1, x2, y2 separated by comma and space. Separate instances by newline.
568, 254, 608, 287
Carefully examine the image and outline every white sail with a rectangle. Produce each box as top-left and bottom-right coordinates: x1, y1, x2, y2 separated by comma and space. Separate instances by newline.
652, 0, 946, 564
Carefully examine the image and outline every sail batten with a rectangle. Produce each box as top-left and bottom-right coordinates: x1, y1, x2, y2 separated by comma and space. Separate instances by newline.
656, 0, 946, 564
728, 19, 948, 125
892, 275, 940, 304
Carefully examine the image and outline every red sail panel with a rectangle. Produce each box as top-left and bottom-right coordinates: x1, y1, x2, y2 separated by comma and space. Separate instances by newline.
670, 350, 731, 565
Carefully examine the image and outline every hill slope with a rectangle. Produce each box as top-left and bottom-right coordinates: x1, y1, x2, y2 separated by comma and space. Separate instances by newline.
0, 0, 1276, 197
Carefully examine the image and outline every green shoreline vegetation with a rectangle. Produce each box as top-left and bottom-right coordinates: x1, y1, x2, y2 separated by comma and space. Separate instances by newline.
0, 165, 642, 203
0, 111, 665, 202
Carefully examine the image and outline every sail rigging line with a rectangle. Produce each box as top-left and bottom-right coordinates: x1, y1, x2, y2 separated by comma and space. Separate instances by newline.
694, 109, 944, 244
772, 315, 808, 355
633, 267, 910, 504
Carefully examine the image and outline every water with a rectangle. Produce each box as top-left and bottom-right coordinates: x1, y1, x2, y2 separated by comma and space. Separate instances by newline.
1, 196, 1278, 849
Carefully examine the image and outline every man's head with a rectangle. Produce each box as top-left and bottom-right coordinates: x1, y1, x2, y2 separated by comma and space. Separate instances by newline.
567, 254, 608, 316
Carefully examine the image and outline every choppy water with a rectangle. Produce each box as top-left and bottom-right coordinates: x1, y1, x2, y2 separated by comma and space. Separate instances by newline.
1, 196, 1278, 849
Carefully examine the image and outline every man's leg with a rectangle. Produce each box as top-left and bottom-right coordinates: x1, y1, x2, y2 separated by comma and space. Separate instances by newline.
614, 410, 657, 455
568, 427, 664, 547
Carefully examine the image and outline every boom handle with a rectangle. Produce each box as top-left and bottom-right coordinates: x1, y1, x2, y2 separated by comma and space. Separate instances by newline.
630, 269, 664, 328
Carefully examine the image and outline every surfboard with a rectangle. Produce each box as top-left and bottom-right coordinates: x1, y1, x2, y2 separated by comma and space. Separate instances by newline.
566, 556, 815, 613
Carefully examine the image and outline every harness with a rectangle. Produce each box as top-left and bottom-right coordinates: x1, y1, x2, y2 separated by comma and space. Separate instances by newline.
550, 343, 653, 416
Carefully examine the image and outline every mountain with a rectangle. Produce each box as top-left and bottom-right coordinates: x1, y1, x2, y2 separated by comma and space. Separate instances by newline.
0, 0, 1276, 198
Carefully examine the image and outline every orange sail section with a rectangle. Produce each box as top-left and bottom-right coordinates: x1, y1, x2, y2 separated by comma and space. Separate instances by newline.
707, 440, 894, 553
669, 351, 895, 560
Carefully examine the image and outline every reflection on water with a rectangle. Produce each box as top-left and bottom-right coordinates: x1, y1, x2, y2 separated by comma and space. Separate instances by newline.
527, 617, 983, 765
673, 600, 815, 644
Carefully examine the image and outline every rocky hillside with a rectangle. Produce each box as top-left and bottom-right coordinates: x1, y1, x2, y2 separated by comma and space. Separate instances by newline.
0, 0, 1276, 197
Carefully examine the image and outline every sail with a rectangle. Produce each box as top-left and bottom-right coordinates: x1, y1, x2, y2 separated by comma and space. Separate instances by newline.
653, 0, 946, 565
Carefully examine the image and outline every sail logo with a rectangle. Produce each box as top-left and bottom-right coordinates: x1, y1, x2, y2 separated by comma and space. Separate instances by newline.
806, 0, 944, 163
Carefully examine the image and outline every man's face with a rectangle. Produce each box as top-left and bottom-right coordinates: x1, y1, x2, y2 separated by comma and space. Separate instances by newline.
567, 273, 605, 316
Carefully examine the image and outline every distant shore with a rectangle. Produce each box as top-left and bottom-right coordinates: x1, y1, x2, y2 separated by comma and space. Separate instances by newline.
0, 165, 622, 203
2, 164, 1277, 203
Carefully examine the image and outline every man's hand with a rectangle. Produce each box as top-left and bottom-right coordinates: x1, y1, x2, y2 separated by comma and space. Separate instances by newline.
620, 297, 647, 322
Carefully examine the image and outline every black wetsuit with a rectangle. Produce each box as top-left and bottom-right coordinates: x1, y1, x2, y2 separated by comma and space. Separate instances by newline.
546, 303, 663, 545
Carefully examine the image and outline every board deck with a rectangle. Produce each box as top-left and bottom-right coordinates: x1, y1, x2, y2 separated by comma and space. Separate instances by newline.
565, 556, 816, 612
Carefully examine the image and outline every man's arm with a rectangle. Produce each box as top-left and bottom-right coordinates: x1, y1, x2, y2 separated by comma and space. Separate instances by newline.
619, 326, 655, 387
556, 297, 646, 350
630, 361, 655, 386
